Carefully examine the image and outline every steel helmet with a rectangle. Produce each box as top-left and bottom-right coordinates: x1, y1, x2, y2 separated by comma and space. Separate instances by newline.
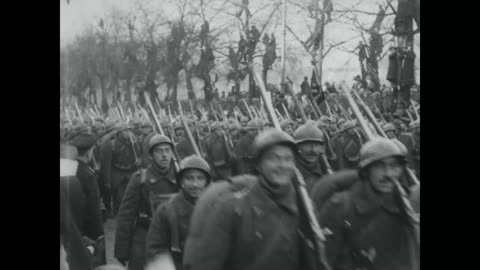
382, 123, 396, 133
390, 138, 408, 156
359, 137, 406, 168
294, 123, 325, 144
280, 119, 294, 129
148, 134, 174, 153
240, 116, 249, 123
319, 115, 329, 122
246, 120, 258, 130
252, 129, 297, 160
141, 120, 152, 128
340, 120, 356, 132
211, 122, 223, 131
177, 155, 212, 182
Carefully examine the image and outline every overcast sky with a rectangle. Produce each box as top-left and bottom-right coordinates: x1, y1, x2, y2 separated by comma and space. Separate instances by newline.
61, 0, 419, 93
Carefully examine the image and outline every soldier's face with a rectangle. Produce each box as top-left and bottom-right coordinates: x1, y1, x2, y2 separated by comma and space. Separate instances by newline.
152, 144, 173, 169
386, 130, 397, 139
367, 157, 404, 194
181, 169, 209, 198
259, 145, 295, 186
176, 129, 185, 138
214, 129, 223, 137
298, 141, 325, 163
141, 126, 153, 135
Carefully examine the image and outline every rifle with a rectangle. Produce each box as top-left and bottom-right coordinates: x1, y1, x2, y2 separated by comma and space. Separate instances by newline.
74, 100, 85, 123
411, 99, 420, 120
178, 101, 202, 157
282, 103, 292, 121
64, 107, 73, 126
166, 105, 178, 145
218, 104, 235, 160
285, 77, 308, 123
241, 98, 254, 120
145, 94, 180, 172
325, 99, 333, 118
250, 65, 332, 270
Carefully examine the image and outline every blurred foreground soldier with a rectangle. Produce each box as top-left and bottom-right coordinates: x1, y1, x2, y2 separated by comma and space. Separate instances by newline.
294, 124, 329, 191
317, 138, 420, 270
146, 155, 212, 270
60, 144, 93, 270
183, 129, 319, 270
114, 134, 180, 270
69, 134, 106, 266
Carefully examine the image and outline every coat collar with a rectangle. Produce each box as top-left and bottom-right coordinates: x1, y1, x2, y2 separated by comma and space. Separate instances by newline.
351, 180, 401, 215
251, 177, 298, 215
148, 163, 176, 185
296, 158, 324, 177
173, 191, 195, 217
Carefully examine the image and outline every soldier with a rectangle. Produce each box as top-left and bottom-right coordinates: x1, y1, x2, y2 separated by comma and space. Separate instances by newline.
146, 155, 212, 270
114, 134, 180, 270
332, 121, 362, 169
239, 116, 249, 128
408, 121, 420, 178
280, 118, 295, 136
138, 121, 154, 168
100, 124, 142, 216
205, 122, 233, 180
60, 144, 94, 270
234, 120, 259, 174
175, 125, 196, 160
317, 137, 419, 270
183, 129, 319, 270
294, 123, 329, 191
69, 134, 106, 267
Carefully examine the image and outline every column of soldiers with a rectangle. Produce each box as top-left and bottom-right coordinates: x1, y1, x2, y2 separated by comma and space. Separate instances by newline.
60, 76, 420, 270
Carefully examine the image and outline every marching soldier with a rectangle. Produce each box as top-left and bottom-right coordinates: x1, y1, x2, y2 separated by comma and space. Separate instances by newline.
332, 121, 362, 170
280, 118, 295, 136
316, 138, 420, 270
408, 121, 420, 178
183, 129, 320, 270
239, 116, 249, 128
293, 123, 329, 191
205, 122, 233, 180
69, 133, 106, 267
175, 125, 196, 160
234, 120, 259, 174
146, 155, 212, 270
100, 124, 142, 216
114, 134, 180, 270
383, 123, 416, 172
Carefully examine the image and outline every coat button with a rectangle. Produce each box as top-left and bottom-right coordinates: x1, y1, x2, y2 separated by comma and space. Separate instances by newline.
255, 231, 263, 239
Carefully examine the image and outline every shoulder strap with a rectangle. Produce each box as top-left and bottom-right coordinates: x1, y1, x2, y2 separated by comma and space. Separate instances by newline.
140, 169, 147, 184
166, 203, 181, 253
